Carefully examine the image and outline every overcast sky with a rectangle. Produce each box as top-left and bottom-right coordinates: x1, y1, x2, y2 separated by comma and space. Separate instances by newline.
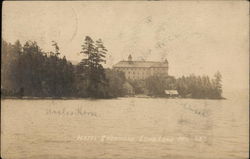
2, 1, 249, 92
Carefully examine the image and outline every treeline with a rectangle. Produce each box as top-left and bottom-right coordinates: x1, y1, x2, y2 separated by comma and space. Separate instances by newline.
176, 73, 223, 99
127, 73, 223, 99
1, 37, 223, 99
1, 37, 126, 98
2, 40, 75, 97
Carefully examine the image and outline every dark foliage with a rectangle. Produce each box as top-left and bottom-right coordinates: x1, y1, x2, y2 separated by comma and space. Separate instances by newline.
1, 38, 223, 99
143, 74, 223, 99
105, 69, 126, 97
76, 36, 109, 98
176, 73, 223, 99
1, 37, 126, 98
1, 40, 75, 97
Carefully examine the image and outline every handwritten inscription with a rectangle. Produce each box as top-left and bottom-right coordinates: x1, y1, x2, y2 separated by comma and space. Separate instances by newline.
76, 135, 208, 143
182, 103, 210, 117
46, 107, 97, 117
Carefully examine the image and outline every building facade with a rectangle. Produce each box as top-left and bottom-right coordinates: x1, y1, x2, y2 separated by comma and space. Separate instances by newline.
113, 55, 169, 80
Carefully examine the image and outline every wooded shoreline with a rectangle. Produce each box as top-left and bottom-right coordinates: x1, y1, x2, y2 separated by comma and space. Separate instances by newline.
2, 37, 224, 99
1, 96, 226, 100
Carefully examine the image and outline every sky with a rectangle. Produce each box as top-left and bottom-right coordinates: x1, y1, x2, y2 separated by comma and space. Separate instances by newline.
2, 1, 249, 92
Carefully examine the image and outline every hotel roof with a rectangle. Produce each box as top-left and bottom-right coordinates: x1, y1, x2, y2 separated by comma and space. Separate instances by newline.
113, 61, 168, 68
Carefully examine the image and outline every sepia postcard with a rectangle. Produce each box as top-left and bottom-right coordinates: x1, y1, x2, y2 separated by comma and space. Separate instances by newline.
1, 1, 249, 159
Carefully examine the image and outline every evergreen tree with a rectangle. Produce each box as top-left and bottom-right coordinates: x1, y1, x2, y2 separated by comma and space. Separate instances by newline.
79, 36, 108, 98
212, 71, 222, 98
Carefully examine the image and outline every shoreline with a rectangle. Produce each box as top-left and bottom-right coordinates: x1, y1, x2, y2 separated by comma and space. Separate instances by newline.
1, 96, 226, 100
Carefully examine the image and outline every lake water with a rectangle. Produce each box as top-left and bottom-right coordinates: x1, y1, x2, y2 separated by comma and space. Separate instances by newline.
1, 92, 249, 159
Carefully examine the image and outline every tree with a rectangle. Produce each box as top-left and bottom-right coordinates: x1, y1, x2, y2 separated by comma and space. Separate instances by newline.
105, 69, 126, 97
1, 40, 22, 95
145, 75, 167, 96
128, 79, 146, 94
212, 71, 222, 98
51, 41, 60, 56
79, 36, 108, 98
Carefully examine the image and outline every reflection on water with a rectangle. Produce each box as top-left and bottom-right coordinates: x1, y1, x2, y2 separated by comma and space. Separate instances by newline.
1, 93, 249, 159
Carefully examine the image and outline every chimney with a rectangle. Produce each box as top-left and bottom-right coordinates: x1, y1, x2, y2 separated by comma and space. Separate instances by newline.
128, 54, 132, 61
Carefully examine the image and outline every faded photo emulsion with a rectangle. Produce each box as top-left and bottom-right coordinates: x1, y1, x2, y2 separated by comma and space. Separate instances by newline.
1, 1, 249, 159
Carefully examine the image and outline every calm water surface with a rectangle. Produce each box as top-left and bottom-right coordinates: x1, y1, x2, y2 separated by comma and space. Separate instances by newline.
1, 92, 249, 159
